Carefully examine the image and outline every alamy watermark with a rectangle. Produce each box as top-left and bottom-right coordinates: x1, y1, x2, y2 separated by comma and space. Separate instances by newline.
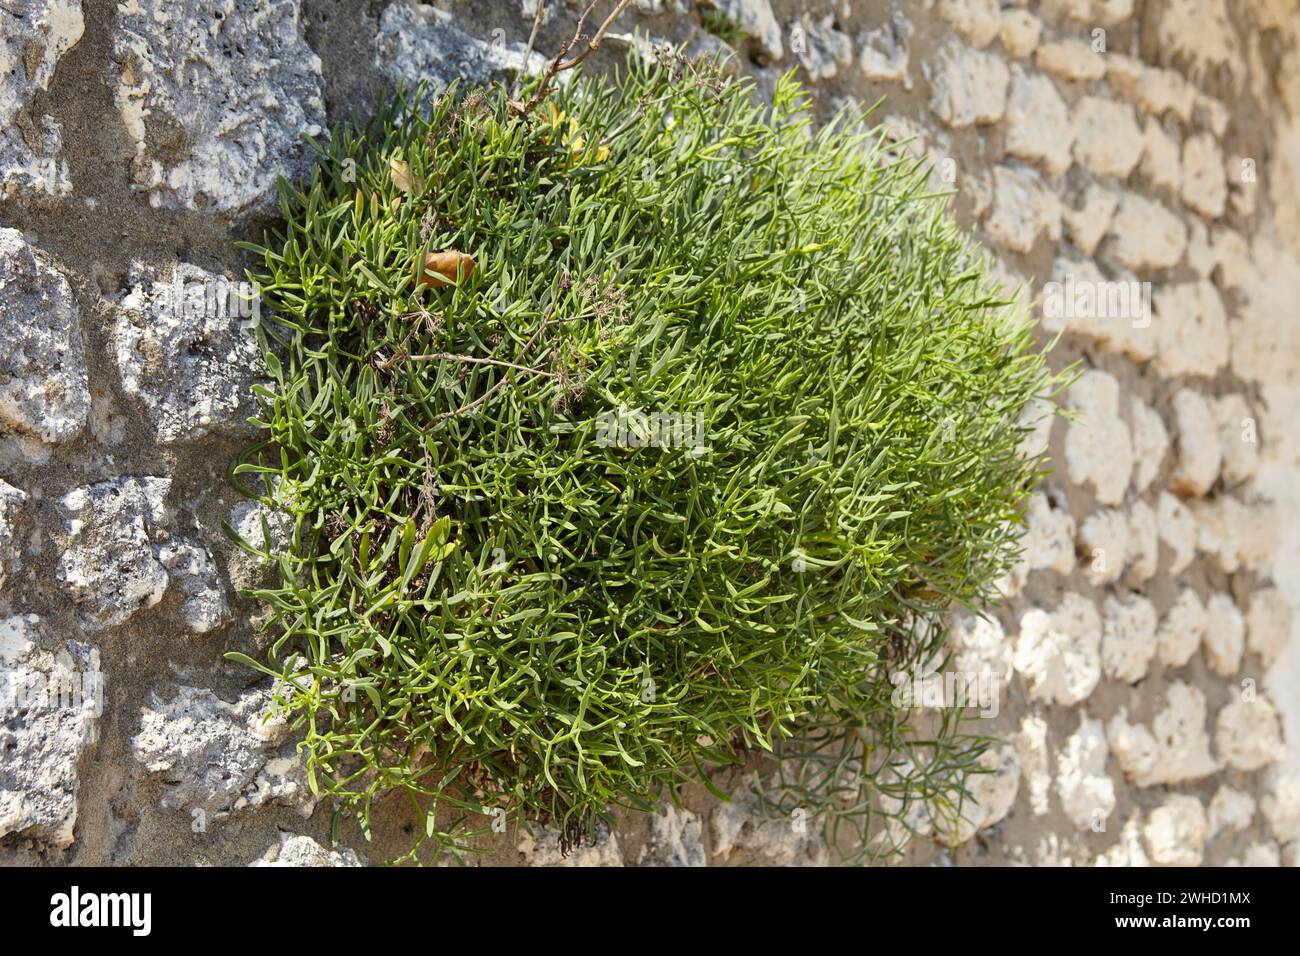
159, 269, 262, 329
1, 657, 104, 718
889, 666, 1001, 718
1041, 275, 1151, 328
594, 406, 708, 453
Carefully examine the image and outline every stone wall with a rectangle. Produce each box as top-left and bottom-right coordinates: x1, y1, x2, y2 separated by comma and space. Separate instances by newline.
1, 0, 1298, 866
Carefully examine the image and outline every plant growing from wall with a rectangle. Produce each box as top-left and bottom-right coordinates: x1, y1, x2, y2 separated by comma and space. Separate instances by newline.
229, 46, 1064, 863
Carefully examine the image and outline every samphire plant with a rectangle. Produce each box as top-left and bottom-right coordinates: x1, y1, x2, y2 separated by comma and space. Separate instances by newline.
229, 47, 1063, 863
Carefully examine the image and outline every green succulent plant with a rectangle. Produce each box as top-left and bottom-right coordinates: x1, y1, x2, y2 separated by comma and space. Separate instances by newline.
228, 49, 1064, 863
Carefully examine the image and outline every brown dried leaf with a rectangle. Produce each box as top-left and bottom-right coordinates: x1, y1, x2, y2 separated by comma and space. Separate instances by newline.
417, 251, 476, 290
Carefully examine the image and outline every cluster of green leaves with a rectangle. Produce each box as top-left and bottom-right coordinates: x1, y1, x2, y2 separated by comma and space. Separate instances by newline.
230, 50, 1062, 863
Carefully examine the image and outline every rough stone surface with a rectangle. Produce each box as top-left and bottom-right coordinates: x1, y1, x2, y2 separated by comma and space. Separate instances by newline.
114, 262, 264, 443
112, 0, 326, 212
1064, 370, 1132, 506
1170, 389, 1222, 497
1013, 593, 1102, 706
1157, 588, 1207, 668
55, 477, 173, 631
1108, 192, 1187, 272
1101, 592, 1158, 684
1203, 593, 1245, 677
0, 479, 27, 591
0, 228, 89, 460
131, 683, 314, 819
1143, 794, 1207, 866
0, 0, 83, 200
926, 41, 1008, 128
1072, 97, 1143, 180
1215, 697, 1284, 772
250, 832, 362, 867
1055, 716, 1114, 831
0, 614, 99, 848
1002, 67, 1073, 176
1107, 682, 1217, 787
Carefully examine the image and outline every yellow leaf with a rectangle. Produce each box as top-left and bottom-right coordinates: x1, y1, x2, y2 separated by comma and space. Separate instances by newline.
390, 156, 412, 194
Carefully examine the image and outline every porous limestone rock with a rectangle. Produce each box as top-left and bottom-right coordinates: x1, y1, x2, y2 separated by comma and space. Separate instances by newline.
0, 0, 83, 199
1139, 118, 1182, 195
1143, 794, 1207, 866
1107, 682, 1217, 787
1181, 132, 1228, 219
949, 609, 1013, 684
1100, 592, 1157, 684
1170, 389, 1222, 497
112, 0, 326, 212
517, 820, 623, 866
1202, 593, 1245, 677
984, 164, 1061, 253
1260, 775, 1300, 845
1002, 67, 1073, 176
1062, 183, 1119, 257
857, 13, 912, 87
55, 477, 173, 631
1035, 39, 1105, 83
1157, 490, 1197, 574
1246, 588, 1292, 667
1055, 716, 1114, 831
935, 0, 1001, 48
1016, 716, 1052, 817
998, 9, 1041, 59
1215, 696, 1284, 771
1125, 499, 1159, 582
1024, 493, 1075, 575
1013, 593, 1101, 706
250, 832, 362, 867
226, 497, 293, 591
1212, 393, 1260, 486
1207, 785, 1255, 838
711, 775, 825, 865
157, 539, 230, 634
1078, 507, 1128, 586
1156, 588, 1207, 668
1129, 398, 1168, 494
1064, 370, 1132, 506
1151, 282, 1230, 379
1108, 192, 1187, 272
790, 15, 852, 82
926, 40, 1008, 128
0, 479, 27, 590
132, 683, 315, 819
1072, 97, 1143, 180
0, 614, 100, 848
647, 803, 706, 866
114, 262, 264, 443
935, 743, 1019, 846
709, 0, 783, 63
0, 228, 89, 460
1190, 496, 1276, 575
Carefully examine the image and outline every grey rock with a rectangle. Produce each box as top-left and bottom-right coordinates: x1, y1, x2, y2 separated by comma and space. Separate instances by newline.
709, 0, 783, 63
112, 0, 326, 212
374, 2, 549, 91
0, 0, 83, 200
132, 683, 315, 819
55, 477, 172, 630
0, 478, 27, 591
0, 228, 89, 461
113, 262, 263, 444
250, 832, 362, 867
0, 614, 101, 848
648, 803, 706, 866
157, 538, 230, 634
